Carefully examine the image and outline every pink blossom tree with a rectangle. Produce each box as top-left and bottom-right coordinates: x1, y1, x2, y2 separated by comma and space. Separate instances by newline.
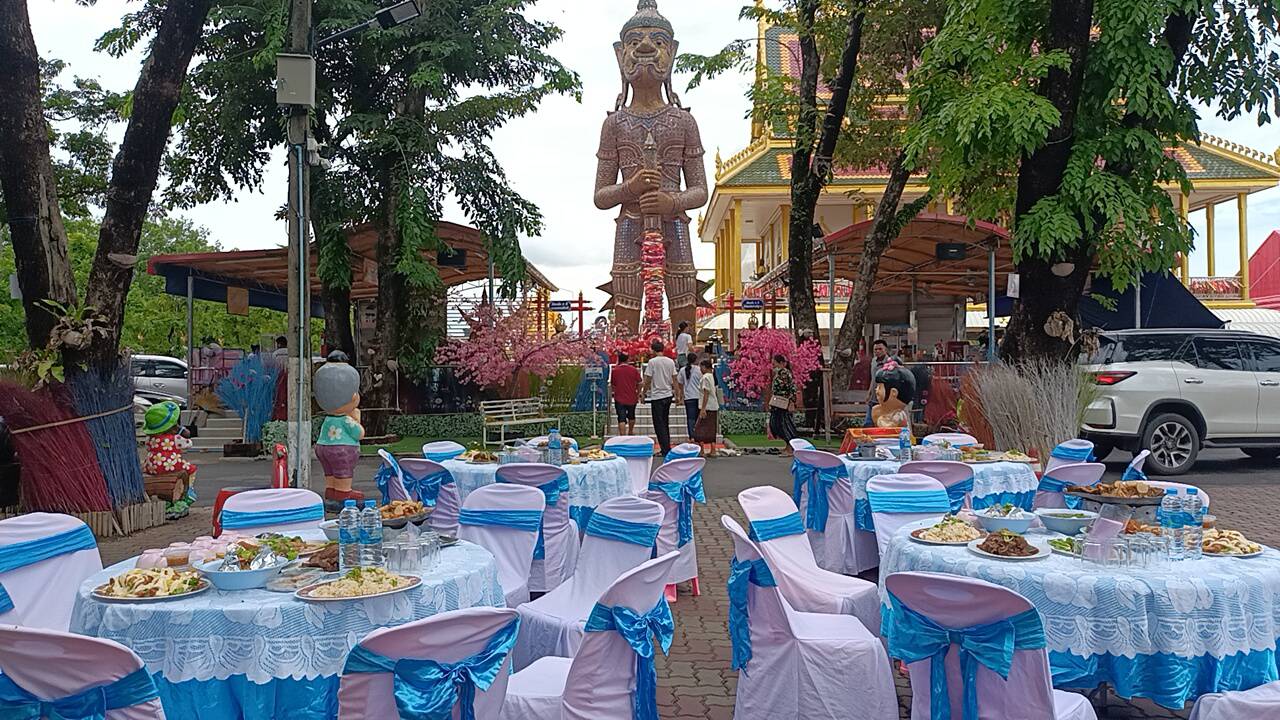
727, 328, 824, 400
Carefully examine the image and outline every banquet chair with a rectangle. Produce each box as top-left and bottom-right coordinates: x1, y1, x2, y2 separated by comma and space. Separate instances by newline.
0, 513, 102, 631
737, 486, 880, 634
217, 488, 325, 536
422, 440, 466, 462
499, 552, 680, 720
792, 448, 875, 574
510, 495, 664, 671
883, 572, 1097, 720
720, 515, 898, 720
1189, 680, 1280, 720
665, 442, 702, 462
1033, 461, 1106, 510
397, 458, 454, 510
1122, 449, 1150, 481
922, 432, 980, 447
374, 449, 409, 504
604, 435, 655, 493
457, 484, 547, 607
865, 474, 952, 560
0, 624, 165, 719
1045, 439, 1095, 473
496, 463, 580, 594
338, 607, 520, 720
788, 438, 815, 453
898, 460, 976, 513
645, 458, 706, 601
419, 446, 464, 536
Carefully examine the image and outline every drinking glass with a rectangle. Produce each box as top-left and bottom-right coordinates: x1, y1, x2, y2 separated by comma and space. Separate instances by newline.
398, 535, 421, 574
418, 532, 441, 573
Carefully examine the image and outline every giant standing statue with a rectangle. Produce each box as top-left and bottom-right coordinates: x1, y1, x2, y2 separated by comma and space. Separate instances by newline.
594, 0, 709, 335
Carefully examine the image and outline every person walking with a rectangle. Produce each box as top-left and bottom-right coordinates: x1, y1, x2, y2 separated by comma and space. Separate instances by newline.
766, 353, 799, 455
611, 351, 642, 436
674, 352, 701, 439
693, 357, 720, 457
642, 340, 677, 456
865, 338, 901, 427
674, 321, 693, 368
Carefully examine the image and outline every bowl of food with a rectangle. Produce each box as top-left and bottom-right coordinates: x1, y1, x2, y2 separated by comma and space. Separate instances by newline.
1034, 508, 1098, 536
974, 504, 1035, 534
197, 539, 290, 591
380, 500, 430, 530
319, 519, 341, 542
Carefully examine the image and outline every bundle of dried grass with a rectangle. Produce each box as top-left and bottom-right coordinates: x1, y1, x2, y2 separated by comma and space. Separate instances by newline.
0, 381, 111, 513
968, 360, 1098, 460
67, 364, 146, 508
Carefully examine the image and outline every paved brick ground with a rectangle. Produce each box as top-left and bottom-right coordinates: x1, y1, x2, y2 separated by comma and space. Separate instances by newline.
98, 451, 1280, 719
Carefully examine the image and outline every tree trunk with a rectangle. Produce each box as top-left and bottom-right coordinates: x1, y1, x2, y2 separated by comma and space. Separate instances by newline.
311, 171, 356, 359
1000, 0, 1095, 363
0, 1, 78, 349
365, 160, 405, 437
83, 0, 213, 365
321, 286, 355, 359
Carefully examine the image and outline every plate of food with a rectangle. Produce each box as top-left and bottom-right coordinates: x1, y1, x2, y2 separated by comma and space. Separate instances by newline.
910, 516, 985, 545
579, 448, 617, 462
1067, 481, 1165, 504
1122, 519, 1162, 536
381, 500, 430, 529
465, 450, 499, 465
968, 530, 1049, 561
255, 533, 329, 561
1203, 528, 1264, 558
998, 449, 1035, 463
92, 568, 210, 603
266, 566, 333, 593
295, 567, 422, 602
1047, 536, 1082, 558
303, 542, 340, 572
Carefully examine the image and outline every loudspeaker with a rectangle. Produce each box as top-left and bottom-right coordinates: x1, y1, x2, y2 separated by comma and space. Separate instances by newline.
936, 243, 967, 260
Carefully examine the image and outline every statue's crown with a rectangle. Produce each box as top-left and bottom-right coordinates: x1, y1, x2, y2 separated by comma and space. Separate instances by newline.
622, 0, 673, 35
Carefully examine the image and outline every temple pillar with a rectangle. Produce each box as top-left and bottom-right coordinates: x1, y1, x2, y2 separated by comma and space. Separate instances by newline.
1239, 192, 1250, 301
1179, 193, 1190, 283
780, 204, 790, 260
1205, 202, 1216, 276
729, 199, 743, 296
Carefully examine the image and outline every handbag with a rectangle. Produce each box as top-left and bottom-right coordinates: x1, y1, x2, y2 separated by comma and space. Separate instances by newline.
768, 395, 793, 411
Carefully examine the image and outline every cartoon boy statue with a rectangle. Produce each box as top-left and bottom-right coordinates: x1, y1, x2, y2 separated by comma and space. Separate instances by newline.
142, 400, 197, 517
314, 350, 365, 508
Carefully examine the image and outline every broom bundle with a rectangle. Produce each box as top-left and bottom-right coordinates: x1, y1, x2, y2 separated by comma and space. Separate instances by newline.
67, 364, 146, 508
0, 381, 111, 513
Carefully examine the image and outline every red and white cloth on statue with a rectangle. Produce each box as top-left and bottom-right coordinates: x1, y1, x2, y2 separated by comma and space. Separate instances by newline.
143, 433, 196, 476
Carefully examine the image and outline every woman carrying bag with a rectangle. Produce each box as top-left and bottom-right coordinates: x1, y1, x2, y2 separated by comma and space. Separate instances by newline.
766, 353, 799, 455
693, 358, 720, 457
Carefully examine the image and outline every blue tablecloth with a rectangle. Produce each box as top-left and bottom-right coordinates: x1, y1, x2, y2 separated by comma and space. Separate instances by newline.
840, 458, 1038, 530
69, 541, 504, 720
443, 457, 633, 528
880, 524, 1280, 709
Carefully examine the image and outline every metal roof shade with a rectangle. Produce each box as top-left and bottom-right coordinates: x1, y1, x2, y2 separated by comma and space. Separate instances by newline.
146, 221, 557, 318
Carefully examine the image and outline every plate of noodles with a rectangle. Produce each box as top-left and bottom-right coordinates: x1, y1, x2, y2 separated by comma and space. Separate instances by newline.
909, 516, 985, 545
92, 568, 210, 603
294, 567, 421, 602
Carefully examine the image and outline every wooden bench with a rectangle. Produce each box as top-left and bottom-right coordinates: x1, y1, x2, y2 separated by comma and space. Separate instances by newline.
480, 398, 560, 447
830, 390, 870, 430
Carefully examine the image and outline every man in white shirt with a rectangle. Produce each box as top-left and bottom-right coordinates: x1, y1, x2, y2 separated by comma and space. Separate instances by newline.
642, 339, 678, 455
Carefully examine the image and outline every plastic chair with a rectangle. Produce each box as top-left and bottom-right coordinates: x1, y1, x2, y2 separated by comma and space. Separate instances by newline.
510, 495, 664, 671
922, 432, 980, 447
792, 448, 872, 574
217, 488, 325, 536
0, 513, 102, 631
422, 440, 466, 462
1033, 462, 1106, 510
0, 625, 165, 719
499, 552, 681, 720
884, 572, 1097, 720
644, 458, 706, 601
338, 607, 519, 720
736, 486, 880, 635
496, 463, 580, 594
1045, 439, 1095, 473
898, 460, 976, 512
1190, 680, 1280, 720
865, 474, 951, 559
604, 435, 655, 494
457, 484, 546, 608
721, 516, 898, 720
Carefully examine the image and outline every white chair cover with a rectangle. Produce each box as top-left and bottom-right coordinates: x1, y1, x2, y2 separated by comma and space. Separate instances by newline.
397, 458, 459, 536
865, 474, 951, 560
736, 486, 880, 635
0, 624, 165, 719
644, 458, 705, 584
457, 484, 546, 608
416, 447, 463, 536
792, 448, 871, 574
898, 461, 976, 511
0, 513, 102, 632
496, 463, 580, 593
923, 432, 980, 447
1122, 448, 1150, 480
884, 572, 1097, 720
500, 552, 680, 720
1045, 439, 1095, 473
338, 607, 519, 720
218, 488, 325, 536
666, 442, 702, 461
788, 438, 815, 453
511, 495, 664, 671
1190, 680, 1280, 720
605, 435, 655, 494
1033, 462, 1106, 510
376, 449, 410, 502
422, 440, 466, 462
721, 516, 898, 720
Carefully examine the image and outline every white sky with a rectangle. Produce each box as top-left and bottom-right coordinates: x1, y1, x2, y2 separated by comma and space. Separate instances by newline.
28, 0, 1280, 311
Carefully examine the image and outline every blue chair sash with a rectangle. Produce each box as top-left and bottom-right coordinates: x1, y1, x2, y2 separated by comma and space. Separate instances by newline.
726, 557, 776, 671
1121, 465, 1147, 482
342, 617, 520, 720
499, 473, 568, 508
0, 665, 159, 720
375, 456, 404, 506
648, 471, 706, 547
219, 503, 325, 531
790, 460, 847, 532
0, 523, 96, 616
884, 593, 1045, 720
404, 468, 454, 507
664, 448, 699, 462
854, 499, 875, 531
1037, 474, 1087, 510
608, 442, 655, 458
425, 450, 465, 463
457, 509, 542, 534
584, 513, 661, 547
866, 489, 951, 515
583, 599, 673, 720
747, 512, 806, 542
1051, 444, 1094, 462
945, 478, 975, 514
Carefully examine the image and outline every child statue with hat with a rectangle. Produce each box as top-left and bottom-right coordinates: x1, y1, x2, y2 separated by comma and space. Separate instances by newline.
314, 351, 366, 507
142, 400, 198, 517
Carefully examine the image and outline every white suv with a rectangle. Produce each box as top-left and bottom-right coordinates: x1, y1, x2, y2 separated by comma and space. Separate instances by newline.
1080, 329, 1280, 475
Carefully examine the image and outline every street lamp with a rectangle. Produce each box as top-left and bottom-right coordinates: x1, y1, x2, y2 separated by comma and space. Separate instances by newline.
319, 1, 422, 46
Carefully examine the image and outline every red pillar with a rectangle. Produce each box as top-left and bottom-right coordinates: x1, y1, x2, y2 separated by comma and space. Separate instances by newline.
577, 291, 586, 338
727, 292, 736, 352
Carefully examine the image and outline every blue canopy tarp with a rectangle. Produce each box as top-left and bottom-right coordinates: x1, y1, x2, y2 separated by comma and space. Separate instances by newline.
1079, 271, 1223, 331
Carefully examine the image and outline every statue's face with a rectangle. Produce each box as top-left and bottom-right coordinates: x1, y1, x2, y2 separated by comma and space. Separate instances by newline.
615, 26, 677, 89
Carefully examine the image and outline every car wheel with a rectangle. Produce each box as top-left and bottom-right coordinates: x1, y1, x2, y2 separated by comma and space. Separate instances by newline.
1142, 413, 1199, 476
1241, 447, 1280, 462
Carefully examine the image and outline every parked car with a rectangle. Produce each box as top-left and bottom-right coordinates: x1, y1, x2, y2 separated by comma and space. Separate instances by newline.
1079, 328, 1280, 475
131, 355, 189, 403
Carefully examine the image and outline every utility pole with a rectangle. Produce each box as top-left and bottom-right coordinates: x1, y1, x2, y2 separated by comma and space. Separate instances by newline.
284, 0, 313, 489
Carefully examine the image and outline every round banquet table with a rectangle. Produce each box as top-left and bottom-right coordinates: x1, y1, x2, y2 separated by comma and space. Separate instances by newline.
443, 456, 633, 528
880, 524, 1280, 709
69, 541, 504, 720
840, 457, 1038, 531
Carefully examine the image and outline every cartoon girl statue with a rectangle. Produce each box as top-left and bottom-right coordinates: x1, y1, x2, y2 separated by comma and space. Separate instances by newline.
314, 350, 365, 507
871, 361, 916, 429
142, 400, 197, 516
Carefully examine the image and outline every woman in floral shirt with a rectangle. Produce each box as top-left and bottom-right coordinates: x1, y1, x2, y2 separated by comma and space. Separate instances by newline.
766, 353, 799, 452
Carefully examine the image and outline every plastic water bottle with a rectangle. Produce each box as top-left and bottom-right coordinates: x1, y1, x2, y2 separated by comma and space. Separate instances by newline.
548, 427, 563, 467
1183, 489, 1203, 560
1160, 489, 1184, 561
337, 500, 360, 572
359, 500, 384, 567
898, 427, 912, 461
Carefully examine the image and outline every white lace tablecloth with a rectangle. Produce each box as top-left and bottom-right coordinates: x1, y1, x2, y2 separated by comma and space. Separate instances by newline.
69, 541, 504, 684
443, 458, 633, 515
841, 458, 1038, 508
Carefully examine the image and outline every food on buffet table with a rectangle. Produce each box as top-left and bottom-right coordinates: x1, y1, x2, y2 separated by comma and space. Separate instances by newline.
1001, 449, 1033, 462
254, 533, 326, 561
219, 539, 288, 571
1123, 519, 1162, 536
1048, 537, 1080, 555
380, 500, 426, 520
977, 529, 1039, 557
1203, 528, 1262, 556
579, 448, 616, 461
979, 503, 1030, 519
1069, 481, 1163, 498
304, 543, 340, 572
302, 567, 413, 599
912, 516, 983, 543
1044, 512, 1090, 519
97, 568, 204, 598
462, 450, 498, 463
266, 567, 329, 593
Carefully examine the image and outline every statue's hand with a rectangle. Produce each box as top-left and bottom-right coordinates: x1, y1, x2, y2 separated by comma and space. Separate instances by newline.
639, 189, 677, 216
624, 169, 661, 199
